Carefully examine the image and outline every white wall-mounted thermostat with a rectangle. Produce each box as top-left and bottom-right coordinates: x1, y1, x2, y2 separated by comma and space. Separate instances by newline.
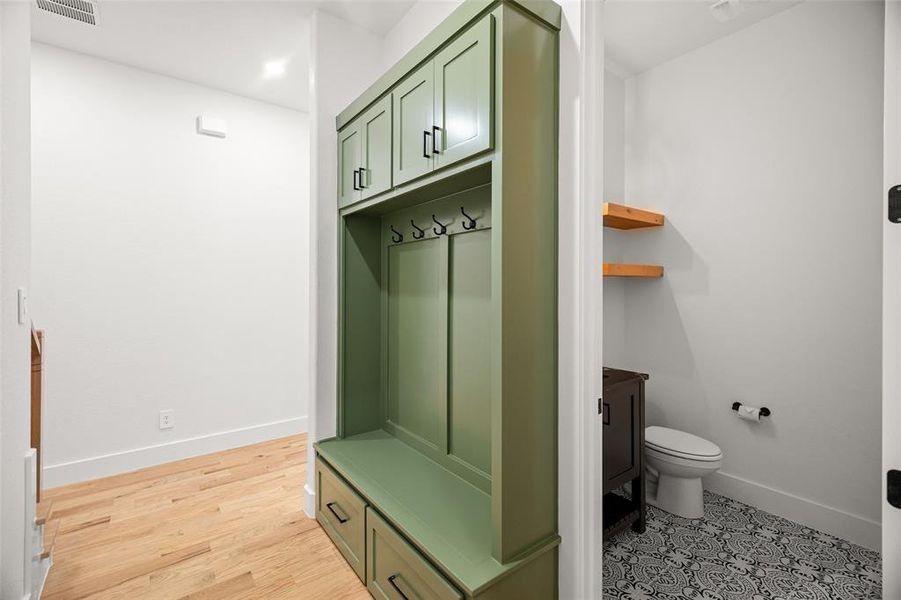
196, 115, 227, 138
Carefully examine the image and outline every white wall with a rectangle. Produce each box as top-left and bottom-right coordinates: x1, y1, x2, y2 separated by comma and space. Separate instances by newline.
0, 3, 32, 598
607, 1, 884, 547
31, 44, 310, 487
380, 0, 462, 69
305, 10, 383, 516
603, 69, 627, 368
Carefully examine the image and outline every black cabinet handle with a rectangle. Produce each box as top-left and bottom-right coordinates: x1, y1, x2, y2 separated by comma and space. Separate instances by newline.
602, 403, 610, 426
423, 130, 431, 158
326, 502, 348, 524
388, 574, 411, 600
352, 169, 360, 191
432, 125, 441, 154
358, 167, 366, 189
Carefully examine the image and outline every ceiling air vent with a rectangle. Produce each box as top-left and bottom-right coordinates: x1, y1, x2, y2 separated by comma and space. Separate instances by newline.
36, 0, 100, 26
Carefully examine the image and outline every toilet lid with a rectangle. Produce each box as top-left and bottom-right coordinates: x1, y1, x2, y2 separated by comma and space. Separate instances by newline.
645, 426, 722, 459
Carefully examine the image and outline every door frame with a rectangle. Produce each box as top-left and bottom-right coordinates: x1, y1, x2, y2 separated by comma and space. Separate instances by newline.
883, 0, 900, 595
557, 0, 604, 598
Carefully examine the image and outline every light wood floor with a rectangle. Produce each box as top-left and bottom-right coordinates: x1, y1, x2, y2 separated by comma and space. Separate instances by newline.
42, 434, 370, 599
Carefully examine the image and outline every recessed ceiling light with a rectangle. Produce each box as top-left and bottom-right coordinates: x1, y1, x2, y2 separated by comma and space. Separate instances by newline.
263, 61, 286, 79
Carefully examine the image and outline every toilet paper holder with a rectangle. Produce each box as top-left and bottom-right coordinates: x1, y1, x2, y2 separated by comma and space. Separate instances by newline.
731, 402, 770, 417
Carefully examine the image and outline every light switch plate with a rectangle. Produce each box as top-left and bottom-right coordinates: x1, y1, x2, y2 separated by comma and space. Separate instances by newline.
17, 288, 27, 325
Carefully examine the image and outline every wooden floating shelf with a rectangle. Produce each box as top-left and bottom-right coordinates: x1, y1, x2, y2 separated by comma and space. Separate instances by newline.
603, 263, 664, 278
603, 202, 664, 230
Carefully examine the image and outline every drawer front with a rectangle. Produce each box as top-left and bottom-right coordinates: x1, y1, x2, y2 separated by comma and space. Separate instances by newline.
366, 508, 463, 600
316, 458, 367, 582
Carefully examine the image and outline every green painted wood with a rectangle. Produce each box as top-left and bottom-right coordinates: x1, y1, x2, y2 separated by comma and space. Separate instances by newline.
338, 124, 362, 208
434, 14, 494, 169
316, 459, 368, 582
386, 238, 447, 449
341, 215, 383, 437
448, 228, 492, 476
334, 1, 560, 595
367, 507, 463, 600
342, 157, 492, 218
393, 61, 435, 186
361, 95, 393, 200
316, 433, 560, 597
335, 0, 561, 132
379, 186, 492, 493
475, 546, 557, 599
488, 3, 558, 563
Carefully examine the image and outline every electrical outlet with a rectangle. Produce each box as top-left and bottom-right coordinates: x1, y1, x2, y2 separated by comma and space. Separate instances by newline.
159, 410, 174, 430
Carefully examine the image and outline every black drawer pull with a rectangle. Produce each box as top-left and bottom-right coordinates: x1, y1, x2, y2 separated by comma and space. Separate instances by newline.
352, 169, 360, 191
432, 125, 441, 154
423, 130, 431, 158
388, 574, 411, 600
358, 167, 366, 189
326, 501, 348, 524
602, 402, 610, 426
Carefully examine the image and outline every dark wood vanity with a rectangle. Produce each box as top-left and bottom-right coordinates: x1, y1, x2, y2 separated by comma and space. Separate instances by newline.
602, 367, 647, 538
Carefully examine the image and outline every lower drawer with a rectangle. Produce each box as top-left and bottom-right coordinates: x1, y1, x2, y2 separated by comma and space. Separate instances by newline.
366, 507, 463, 600
316, 458, 367, 582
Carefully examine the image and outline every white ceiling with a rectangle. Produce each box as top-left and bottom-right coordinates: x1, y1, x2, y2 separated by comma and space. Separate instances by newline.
604, 0, 801, 77
31, 1, 417, 112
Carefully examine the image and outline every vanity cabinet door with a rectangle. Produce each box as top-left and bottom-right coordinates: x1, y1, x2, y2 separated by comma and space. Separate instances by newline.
603, 381, 639, 491
338, 124, 362, 209
360, 96, 392, 201
433, 15, 493, 170
393, 61, 435, 186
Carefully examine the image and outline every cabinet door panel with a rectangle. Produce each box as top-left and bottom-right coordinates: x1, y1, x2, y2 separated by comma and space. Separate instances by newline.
434, 16, 493, 169
338, 125, 362, 208
393, 62, 435, 186
602, 383, 637, 488
361, 96, 392, 200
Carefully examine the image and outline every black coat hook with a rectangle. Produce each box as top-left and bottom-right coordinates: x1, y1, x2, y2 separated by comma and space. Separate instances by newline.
432, 214, 447, 235
411, 220, 425, 240
460, 207, 477, 230
390, 225, 403, 243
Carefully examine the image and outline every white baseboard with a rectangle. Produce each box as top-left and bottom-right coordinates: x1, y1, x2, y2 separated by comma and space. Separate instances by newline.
706, 470, 881, 550
43, 416, 308, 488
304, 483, 316, 518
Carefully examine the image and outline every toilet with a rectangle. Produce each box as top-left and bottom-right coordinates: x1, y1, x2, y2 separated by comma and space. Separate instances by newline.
645, 426, 722, 518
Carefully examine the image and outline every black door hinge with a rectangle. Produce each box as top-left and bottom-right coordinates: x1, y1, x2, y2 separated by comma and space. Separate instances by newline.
889, 470, 901, 509
889, 185, 901, 223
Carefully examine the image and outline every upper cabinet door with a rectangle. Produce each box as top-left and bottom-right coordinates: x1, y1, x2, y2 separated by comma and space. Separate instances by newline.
360, 96, 392, 201
338, 125, 362, 209
433, 16, 493, 170
393, 61, 435, 186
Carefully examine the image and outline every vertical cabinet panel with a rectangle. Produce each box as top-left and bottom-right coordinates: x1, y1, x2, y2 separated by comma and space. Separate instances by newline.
338, 126, 362, 209
448, 229, 492, 475
393, 62, 435, 186
434, 16, 494, 169
361, 96, 393, 200
386, 239, 447, 450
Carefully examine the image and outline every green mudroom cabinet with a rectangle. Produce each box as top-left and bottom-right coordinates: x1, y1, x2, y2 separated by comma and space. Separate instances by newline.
316, 1, 560, 598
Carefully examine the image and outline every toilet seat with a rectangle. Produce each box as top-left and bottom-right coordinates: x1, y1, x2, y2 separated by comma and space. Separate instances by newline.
645, 426, 722, 462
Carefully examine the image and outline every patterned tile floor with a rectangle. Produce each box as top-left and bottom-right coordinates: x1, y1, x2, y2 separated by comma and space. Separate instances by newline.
603, 492, 882, 600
